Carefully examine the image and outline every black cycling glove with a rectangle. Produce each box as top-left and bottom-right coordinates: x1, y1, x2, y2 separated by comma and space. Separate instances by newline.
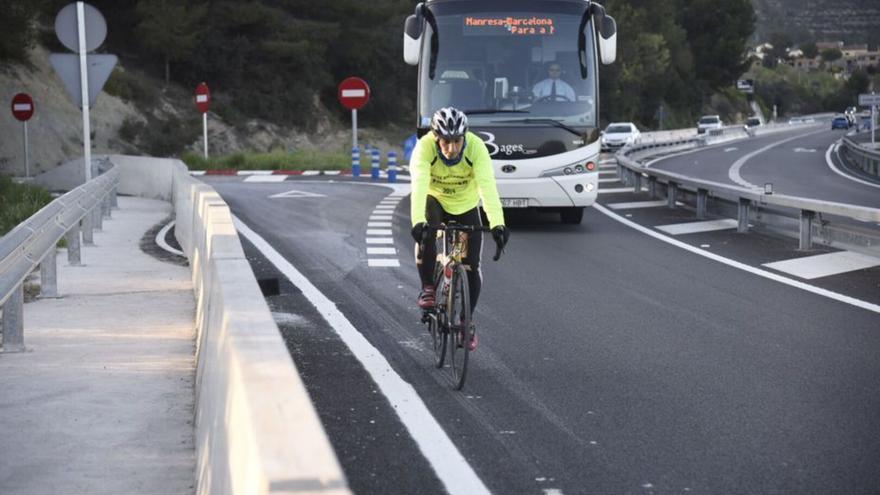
491, 225, 509, 249
411, 222, 427, 243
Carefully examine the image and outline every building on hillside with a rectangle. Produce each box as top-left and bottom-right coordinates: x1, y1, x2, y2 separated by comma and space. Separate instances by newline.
816, 41, 844, 51
849, 50, 880, 72
786, 56, 821, 72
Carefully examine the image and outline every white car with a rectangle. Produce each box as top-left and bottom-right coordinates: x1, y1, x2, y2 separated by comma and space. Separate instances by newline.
697, 115, 723, 134
601, 122, 641, 151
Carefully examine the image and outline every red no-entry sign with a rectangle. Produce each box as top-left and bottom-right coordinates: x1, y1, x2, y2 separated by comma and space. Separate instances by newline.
195, 82, 210, 113
338, 77, 370, 110
11, 93, 35, 121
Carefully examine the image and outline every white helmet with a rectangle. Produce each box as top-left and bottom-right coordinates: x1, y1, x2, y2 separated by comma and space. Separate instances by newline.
431, 107, 468, 139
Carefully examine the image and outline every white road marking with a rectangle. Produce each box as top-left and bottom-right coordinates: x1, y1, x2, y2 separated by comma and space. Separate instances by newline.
368, 222, 392, 227
269, 189, 326, 199
593, 204, 880, 314
366, 229, 393, 236
155, 221, 184, 256
724, 147, 738, 152
233, 217, 490, 495
598, 186, 648, 194
656, 219, 738, 235
762, 251, 880, 279
366, 238, 394, 244
370, 215, 393, 221
368, 259, 400, 267
245, 175, 287, 182
367, 247, 397, 255
607, 200, 670, 210
374, 206, 396, 210
793, 147, 816, 153
825, 142, 880, 190
728, 129, 825, 189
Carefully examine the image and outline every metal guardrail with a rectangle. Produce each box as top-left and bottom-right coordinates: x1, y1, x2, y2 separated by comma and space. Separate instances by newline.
615, 135, 880, 253
0, 162, 119, 352
840, 136, 880, 178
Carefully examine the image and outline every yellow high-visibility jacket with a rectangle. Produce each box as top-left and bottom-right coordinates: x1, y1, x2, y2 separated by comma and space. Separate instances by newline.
409, 132, 505, 228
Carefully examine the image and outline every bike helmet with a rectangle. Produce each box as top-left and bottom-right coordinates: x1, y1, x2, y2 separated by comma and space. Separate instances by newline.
431, 107, 468, 139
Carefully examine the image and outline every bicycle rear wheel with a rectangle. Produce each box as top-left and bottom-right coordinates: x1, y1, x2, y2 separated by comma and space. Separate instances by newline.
447, 263, 472, 390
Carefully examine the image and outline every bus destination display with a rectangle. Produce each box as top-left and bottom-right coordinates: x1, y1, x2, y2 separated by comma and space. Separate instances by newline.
463, 16, 556, 36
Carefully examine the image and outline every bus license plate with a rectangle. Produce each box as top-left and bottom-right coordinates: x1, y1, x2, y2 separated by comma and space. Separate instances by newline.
501, 198, 528, 208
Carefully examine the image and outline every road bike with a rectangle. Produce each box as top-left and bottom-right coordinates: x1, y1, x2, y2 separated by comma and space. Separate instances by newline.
420, 222, 503, 390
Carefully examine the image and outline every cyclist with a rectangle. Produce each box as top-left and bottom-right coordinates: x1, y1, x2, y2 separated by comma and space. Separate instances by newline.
410, 107, 510, 350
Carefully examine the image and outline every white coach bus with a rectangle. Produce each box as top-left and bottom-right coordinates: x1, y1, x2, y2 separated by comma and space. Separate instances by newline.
403, 0, 617, 223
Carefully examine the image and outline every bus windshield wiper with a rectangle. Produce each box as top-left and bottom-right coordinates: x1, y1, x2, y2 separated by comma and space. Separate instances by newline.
489, 118, 583, 137
463, 109, 530, 115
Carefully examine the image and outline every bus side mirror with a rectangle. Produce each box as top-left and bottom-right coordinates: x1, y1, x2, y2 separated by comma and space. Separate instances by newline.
590, 3, 617, 65
403, 4, 425, 66
598, 15, 617, 65
404, 15, 422, 65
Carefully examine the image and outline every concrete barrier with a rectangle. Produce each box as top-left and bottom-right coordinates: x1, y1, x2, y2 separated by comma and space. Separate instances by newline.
107, 155, 350, 495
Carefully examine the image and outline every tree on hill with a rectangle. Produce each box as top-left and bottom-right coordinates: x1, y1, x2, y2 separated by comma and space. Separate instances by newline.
801, 42, 818, 59
679, 0, 756, 90
135, 0, 207, 85
0, 0, 41, 65
820, 48, 842, 63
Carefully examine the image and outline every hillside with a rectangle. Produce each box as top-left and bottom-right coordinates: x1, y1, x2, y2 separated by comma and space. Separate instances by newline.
0, 45, 408, 177
752, 0, 880, 45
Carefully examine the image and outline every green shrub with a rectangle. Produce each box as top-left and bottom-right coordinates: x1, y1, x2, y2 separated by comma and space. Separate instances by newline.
104, 67, 161, 109
0, 176, 54, 236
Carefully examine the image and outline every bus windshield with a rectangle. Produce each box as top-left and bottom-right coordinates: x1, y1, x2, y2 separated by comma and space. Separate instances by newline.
419, 2, 597, 129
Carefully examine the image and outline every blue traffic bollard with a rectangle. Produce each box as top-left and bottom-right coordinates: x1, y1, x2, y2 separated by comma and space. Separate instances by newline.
387, 151, 397, 183
371, 147, 380, 180
351, 146, 361, 177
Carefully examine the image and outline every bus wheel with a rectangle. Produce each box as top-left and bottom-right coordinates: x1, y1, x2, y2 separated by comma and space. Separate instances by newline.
560, 207, 584, 224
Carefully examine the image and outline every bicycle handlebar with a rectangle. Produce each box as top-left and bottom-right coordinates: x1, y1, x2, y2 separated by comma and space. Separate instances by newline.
424, 222, 505, 261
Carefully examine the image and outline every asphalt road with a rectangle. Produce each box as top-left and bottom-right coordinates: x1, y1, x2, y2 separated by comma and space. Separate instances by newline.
647, 125, 880, 208
205, 171, 880, 495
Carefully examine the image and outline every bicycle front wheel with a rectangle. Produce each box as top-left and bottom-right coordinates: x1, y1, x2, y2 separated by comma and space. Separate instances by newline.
447, 263, 472, 390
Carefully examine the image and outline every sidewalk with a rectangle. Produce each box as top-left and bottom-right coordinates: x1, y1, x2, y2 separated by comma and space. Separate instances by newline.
0, 197, 196, 494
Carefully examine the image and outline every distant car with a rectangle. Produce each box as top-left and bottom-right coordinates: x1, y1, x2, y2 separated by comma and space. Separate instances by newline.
745, 117, 762, 128
831, 116, 849, 130
601, 122, 641, 151
788, 116, 805, 125
697, 115, 723, 134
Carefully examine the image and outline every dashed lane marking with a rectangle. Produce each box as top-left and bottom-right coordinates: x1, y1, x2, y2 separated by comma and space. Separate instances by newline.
366, 238, 394, 244
607, 200, 670, 210
367, 247, 397, 255
597, 186, 648, 194
655, 218, 738, 235
368, 259, 401, 267
762, 251, 880, 280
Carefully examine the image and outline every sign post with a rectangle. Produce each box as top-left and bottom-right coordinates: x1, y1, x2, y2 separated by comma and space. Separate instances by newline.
859, 93, 880, 148
53, 2, 112, 183
11, 93, 35, 178
338, 77, 371, 161
195, 82, 211, 159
